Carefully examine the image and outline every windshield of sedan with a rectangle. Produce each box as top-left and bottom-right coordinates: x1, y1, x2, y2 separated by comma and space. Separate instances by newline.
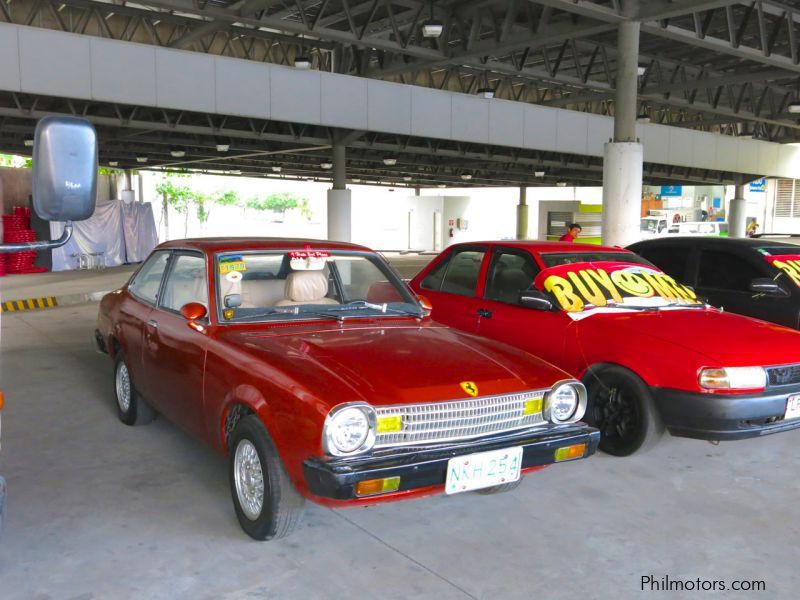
216, 250, 423, 323
533, 255, 703, 318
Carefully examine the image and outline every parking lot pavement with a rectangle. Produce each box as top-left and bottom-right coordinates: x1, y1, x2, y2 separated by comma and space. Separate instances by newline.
2, 304, 800, 598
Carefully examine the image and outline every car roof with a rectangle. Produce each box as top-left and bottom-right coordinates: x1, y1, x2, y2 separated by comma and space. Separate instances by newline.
629, 236, 800, 250
451, 240, 632, 254
156, 237, 373, 254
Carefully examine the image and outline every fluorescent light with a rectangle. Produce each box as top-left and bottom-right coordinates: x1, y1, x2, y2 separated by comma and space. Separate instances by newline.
534, 170, 546, 177
136, 155, 148, 163
294, 55, 311, 69
403, 176, 412, 181
170, 148, 186, 158
271, 165, 282, 173
637, 65, 647, 76
422, 19, 443, 38
460, 173, 473, 180
352, 178, 361, 183
216, 143, 230, 152
23, 136, 34, 147
437, 183, 446, 188
108, 161, 119, 167
229, 170, 242, 175
477, 87, 495, 99
789, 101, 800, 114
383, 157, 397, 166
320, 162, 333, 169
557, 181, 567, 187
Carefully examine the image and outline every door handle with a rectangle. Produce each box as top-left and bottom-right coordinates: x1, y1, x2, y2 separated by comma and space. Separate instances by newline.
477, 308, 492, 318
147, 319, 158, 329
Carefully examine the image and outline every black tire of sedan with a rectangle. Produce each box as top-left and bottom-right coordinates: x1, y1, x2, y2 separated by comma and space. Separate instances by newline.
114, 352, 156, 426
228, 416, 305, 541
584, 366, 664, 456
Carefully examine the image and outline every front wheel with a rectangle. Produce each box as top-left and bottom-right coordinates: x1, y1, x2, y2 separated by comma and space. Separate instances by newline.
584, 366, 664, 456
229, 416, 305, 541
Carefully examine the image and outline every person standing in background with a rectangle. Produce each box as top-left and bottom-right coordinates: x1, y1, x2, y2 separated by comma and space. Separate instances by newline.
559, 223, 582, 242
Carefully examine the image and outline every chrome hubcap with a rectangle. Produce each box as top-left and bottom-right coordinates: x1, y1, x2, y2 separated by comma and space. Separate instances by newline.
234, 439, 265, 521
115, 362, 131, 413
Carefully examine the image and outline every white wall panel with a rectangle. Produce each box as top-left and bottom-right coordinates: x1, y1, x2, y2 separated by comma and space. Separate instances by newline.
91, 39, 156, 106
668, 127, 695, 167
411, 87, 451, 139
777, 145, 800, 176
215, 56, 269, 119
691, 131, 716, 171
156, 48, 215, 113
452, 95, 489, 143
270, 66, 321, 124
556, 110, 588, 155
0, 23, 20, 92
367, 80, 411, 135
737, 138, 760, 174
18, 28, 91, 98
640, 125, 670, 164
586, 114, 612, 156
321, 72, 367, 129
757, 141, 779, 177
716, 135, 739, 172
523, 104, 558, 151
489, 100, 524, 147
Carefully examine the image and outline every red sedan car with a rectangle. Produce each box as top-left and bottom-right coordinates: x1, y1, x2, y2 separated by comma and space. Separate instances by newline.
96, 238, 599, 540
410, 241, 800, 456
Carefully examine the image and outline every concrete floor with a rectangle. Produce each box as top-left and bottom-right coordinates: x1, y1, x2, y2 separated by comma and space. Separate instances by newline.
2, 277, 800, 598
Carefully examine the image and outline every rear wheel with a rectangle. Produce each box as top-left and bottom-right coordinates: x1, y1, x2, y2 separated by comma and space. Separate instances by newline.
584, 366, 664, 456
229, 416, 305, 541
114, 353, 156, 426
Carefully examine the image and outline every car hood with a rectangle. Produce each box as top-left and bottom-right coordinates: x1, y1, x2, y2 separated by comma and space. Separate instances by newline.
578, 308, 800, 367
218, 320, 569, 406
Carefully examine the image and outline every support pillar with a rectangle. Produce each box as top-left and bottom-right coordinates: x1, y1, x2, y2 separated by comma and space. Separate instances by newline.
516, 186, 529, 240
327, 142, 352, 242
602, 16, 643, 247
729, 184, 747, 238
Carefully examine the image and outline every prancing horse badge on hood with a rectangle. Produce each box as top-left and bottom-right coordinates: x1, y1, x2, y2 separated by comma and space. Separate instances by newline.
460, 381, 479, 397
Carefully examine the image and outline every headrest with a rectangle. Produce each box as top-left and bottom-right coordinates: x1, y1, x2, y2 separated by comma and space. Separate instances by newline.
284, 270, 329, 302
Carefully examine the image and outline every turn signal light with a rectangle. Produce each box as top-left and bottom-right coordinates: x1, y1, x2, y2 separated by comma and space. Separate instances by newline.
554, 443, 586, 462
523, 398, 543, 416
0, 390, 4, 411
355, 476, 401, 497
376, 415, 403, 433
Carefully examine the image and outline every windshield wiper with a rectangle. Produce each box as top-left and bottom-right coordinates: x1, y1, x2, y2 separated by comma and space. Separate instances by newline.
233, 306, 340, 322
324, 300, 423, 318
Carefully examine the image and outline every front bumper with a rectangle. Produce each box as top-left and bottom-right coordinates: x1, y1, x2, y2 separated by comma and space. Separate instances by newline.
303, 424, 600, 500
652, 386, 800, 441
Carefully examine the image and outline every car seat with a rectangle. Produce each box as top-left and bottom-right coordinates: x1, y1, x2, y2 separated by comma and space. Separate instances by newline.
275, 271, 339, 306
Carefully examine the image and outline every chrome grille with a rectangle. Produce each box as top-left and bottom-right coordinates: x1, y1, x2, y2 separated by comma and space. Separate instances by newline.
374, 390, 547, 447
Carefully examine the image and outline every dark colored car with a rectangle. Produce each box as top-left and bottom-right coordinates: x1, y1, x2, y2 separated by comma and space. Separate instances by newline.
628, 236, 800, 329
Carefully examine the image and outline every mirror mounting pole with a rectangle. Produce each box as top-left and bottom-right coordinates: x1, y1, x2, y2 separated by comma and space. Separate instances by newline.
0, 221, 73, 254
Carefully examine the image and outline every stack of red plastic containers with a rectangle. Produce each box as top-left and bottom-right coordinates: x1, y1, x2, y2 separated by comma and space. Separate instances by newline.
1, 206, 44, 274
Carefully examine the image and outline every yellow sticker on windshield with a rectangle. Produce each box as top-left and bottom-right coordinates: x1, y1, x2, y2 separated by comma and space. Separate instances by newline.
460, 381, 479, 397
219, 261, 247, 274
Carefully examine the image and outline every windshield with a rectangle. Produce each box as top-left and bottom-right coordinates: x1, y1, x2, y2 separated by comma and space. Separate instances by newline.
640, 218, 663, 233
533, 258, 703, 318
540, 251, 654, 268
216, 250, 422, 323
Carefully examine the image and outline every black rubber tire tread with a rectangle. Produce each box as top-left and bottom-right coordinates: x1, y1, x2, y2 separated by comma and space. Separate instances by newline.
584, 365, 665, 457
228, 415, 305, 541
114, 352, 157, 426
473, 479, 523, 495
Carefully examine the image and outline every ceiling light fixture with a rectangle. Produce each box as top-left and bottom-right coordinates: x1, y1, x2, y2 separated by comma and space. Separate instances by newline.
23, 136, 34, 147
170, 148, 186, 158
216, 142, 230, 152
636, 110, 651, 123
136, 155, 148, 164
320, 162, 333, 169
460, 173, 473, 180
352, 178, 362, 183
477, 87, 495, 99
557, 181, 567, 187
421, 1, 443, 38
437, 183, 446, 188
403, 176, 413, 181
789, 101, 800, 114
294, 55, 311, 69
108, 161, 119, 167
534, 170, 546, 177
271, 165, 282, 173
383, 157, 397, 166
637, 65, 647, 76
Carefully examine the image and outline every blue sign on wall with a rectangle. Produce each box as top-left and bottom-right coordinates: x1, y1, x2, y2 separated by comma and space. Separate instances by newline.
660, 185, 683, 197
749, 178, 766, 193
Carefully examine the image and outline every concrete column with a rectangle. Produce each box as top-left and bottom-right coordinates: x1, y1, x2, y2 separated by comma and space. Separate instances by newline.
602, 13, 644, 247
327, 142, 352, 241
516, 186, 529, 240
729, 184, 747, 238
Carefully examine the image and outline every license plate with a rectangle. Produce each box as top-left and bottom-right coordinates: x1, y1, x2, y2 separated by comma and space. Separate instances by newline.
785, 395, 800, 420
445, 447, 523, 495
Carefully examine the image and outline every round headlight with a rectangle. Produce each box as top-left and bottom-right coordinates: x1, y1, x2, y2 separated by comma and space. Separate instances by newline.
324, 404, 375, 456
545, 381, 587, 423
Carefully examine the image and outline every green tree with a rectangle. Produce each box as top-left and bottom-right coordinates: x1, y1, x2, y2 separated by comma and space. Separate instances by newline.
155, 175, 193, 238
244, 192, 310, 220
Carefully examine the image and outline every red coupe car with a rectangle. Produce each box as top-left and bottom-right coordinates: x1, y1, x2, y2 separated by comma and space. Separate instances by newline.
410, 241, 800, 456
95, 238, 599, 540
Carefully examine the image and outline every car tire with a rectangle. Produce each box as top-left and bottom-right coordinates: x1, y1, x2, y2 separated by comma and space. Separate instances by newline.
474, 479, 523, 495
229, 416, 305, 541
584, 366, 664, 457
114, 353, 156, 426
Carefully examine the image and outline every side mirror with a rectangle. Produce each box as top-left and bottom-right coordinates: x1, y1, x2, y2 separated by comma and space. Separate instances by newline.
180, 302, 208, 332
0, 116, 98, 254
225, 294, 243, 308
519, 290, 554, 311
416, 294, 433, 317
750, 278, 786, 296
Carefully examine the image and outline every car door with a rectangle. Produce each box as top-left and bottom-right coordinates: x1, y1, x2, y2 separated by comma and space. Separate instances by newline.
416, 246, 489, 334
143, 251, 210, 437
695, 245, 796, 326
475, 247, 572, 370
121, 250, 171, 392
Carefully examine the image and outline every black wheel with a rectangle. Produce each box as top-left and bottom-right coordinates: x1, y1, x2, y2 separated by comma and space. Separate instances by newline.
114, 353, 156, 426
474, 479, 523, 495
584, 366, 664, 456
229, 416, 305, 541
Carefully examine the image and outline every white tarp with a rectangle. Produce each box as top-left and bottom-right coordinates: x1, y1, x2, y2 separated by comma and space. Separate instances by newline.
50, 200, 158, 271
